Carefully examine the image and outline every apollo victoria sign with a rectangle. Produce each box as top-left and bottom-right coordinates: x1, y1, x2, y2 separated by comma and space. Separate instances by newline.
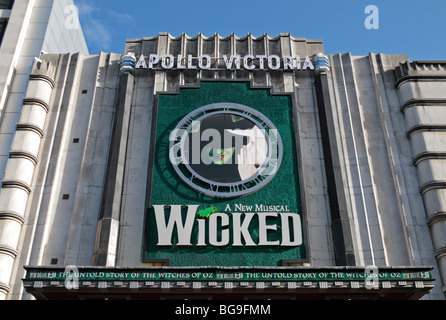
135, 53, 315, 71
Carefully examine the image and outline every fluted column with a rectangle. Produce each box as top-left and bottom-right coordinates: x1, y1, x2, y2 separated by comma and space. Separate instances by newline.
0, 70, 54, 299
314, 54, 357, 266
92, 53, 135, 266
396, 61, 446, 298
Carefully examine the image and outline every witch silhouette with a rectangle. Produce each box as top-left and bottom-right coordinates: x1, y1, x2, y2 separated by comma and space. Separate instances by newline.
188, 113, 268, 183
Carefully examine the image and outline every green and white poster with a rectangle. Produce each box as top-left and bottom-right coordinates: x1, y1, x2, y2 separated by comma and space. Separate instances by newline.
144, 82, 306, 266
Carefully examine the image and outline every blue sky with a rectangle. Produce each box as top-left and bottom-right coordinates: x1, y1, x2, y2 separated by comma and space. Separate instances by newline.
75, 0, 445, 61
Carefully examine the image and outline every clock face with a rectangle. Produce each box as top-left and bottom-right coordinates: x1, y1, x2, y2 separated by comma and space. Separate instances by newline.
169, 103, 283, 199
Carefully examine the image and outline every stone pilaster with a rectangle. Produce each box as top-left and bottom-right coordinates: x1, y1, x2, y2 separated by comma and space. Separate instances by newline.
396, 61, 446, 298
314, 54, 357, 266
92, 53, 136, 266
0, 59, 55, 299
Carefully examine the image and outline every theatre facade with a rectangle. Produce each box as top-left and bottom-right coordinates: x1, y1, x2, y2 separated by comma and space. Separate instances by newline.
1, 33, 446, 300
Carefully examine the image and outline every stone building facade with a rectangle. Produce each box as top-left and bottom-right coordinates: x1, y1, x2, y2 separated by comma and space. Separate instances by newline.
0, 33, 445, 300
0, 0, 88, 300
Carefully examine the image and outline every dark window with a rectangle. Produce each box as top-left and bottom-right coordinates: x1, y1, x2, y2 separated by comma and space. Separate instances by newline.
0, 20, 7, 45
0, 0, 14, 9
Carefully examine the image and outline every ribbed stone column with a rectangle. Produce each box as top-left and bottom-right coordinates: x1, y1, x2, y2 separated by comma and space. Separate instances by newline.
0, 68, 54, 299
396, 61, 446, 298
92, 53, 135, 266
314, 54, 357, 266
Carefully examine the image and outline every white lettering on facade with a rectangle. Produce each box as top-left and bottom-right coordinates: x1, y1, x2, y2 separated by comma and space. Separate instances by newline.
153, 205, 198, 246
152, 205, 303, 248
135, 54, 315, 71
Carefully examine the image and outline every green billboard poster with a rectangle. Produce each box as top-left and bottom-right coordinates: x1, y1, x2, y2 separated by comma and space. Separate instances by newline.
144, 82, 306, 266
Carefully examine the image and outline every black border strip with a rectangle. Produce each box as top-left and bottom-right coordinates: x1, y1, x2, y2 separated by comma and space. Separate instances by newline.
396, 75, 446, 88
413, 152, 446, 166
400, 99, 446, 114
315, 73, 356, 266
406, 124, 446, 138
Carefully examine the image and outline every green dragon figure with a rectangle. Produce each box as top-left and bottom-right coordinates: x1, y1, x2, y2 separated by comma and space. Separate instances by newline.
197, 205, 218, 219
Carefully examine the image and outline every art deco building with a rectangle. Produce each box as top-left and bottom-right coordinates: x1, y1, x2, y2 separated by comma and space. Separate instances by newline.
0, 0, 87, 299
1, 30, 445, 300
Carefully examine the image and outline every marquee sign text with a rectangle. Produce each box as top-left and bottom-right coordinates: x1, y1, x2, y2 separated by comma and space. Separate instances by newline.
152, 205, 303, 248
26, 268, 433, 282
135, 54, 315, 71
